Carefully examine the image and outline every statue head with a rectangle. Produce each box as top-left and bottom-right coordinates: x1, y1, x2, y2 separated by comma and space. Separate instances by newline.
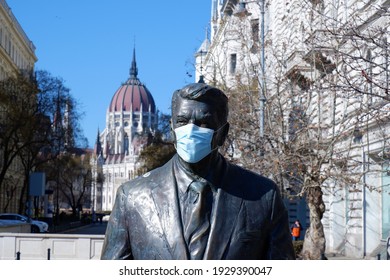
170, 83, 230, 169
171, 83, 229, 126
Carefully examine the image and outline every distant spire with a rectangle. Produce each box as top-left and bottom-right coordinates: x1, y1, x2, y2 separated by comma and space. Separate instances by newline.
94, 128, 102, 157
129, 47, 138, 79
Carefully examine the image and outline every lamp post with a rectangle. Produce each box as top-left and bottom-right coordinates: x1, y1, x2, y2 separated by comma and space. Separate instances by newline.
198, 49, 206, 83
259, 0, 266, 140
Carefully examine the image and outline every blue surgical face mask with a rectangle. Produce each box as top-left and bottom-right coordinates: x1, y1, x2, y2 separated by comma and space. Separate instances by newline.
174, 123, 222, 163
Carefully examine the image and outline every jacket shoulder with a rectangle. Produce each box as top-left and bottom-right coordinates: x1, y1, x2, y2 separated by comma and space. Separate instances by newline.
224, 161, 279, 200
228, 162, 278, 189
119, 158, 173, 195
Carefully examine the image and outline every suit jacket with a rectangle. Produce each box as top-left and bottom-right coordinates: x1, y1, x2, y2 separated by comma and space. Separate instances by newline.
101, 154, 295, 260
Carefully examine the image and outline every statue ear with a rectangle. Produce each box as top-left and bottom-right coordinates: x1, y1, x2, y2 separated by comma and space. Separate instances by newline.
217, 122, 229, 146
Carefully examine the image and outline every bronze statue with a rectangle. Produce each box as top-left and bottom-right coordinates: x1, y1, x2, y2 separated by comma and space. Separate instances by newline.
101, 83, 295, 260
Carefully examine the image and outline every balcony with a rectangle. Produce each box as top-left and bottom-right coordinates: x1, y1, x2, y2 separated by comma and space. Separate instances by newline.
304, 48, 336, 74
285, 51, 312, 90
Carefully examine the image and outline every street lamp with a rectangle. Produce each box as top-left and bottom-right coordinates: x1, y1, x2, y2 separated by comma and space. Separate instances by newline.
198, 49, 206, 83
259, 0, 266, 140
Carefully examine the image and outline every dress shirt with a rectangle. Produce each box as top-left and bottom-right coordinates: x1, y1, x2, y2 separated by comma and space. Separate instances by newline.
173, 157, 217, 254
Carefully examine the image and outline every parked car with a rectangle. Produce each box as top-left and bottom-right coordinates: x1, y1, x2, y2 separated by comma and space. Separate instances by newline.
0, 213, 49, 233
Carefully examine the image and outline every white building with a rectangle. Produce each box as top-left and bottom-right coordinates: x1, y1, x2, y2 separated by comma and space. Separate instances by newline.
198, 0, 389, 258
91, 49, 157, 211
0, 0, 36, 80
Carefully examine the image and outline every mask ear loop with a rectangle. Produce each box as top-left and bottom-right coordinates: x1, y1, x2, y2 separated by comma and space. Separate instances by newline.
212, 122, 228, 148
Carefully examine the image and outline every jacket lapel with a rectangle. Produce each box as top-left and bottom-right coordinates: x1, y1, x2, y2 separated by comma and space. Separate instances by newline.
150, 159, 188, 260
204, 163, 243, 259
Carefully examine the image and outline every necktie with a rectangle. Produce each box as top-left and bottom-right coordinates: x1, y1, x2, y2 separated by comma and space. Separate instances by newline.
184, 180, 213, 260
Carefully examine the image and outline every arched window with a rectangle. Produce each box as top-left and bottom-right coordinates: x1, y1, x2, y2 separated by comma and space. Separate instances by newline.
230, 53, 237, 74
124, 133, 129, 155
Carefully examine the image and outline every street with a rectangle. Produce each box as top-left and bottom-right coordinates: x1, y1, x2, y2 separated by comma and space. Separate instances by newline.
59, 221, 108, 235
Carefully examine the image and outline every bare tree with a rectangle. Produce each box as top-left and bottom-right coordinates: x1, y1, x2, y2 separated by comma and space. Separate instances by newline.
56, 151, 92, 218
0, 73, 41, 213
136, 112, 175, 174
261, 1, 390, 259
0, 70, 86, 214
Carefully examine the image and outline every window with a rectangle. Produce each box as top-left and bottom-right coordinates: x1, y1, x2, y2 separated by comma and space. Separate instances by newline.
230, 53, 237, 74
4, 34, 8, 53
288, 104, 306, 141
124, 133, 129, 155
251, 19, 259, 43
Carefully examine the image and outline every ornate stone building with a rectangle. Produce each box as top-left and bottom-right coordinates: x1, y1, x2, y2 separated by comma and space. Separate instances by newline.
198, 0, 389, 258
91, 49, 157, 211
0, 0, 36, 79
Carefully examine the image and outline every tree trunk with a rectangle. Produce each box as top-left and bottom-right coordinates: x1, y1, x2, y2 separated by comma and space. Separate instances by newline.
18, 171, 29, 214
301, 185, 326, 260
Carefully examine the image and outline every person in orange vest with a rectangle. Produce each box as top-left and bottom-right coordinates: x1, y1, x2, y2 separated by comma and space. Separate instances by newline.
291, 220, 302, 241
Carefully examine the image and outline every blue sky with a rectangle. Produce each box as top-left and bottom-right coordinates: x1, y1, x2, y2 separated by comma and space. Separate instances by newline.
7, 0, 211, 148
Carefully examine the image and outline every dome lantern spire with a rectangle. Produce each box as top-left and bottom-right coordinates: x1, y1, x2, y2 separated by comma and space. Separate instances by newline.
109, 49, 156, 114
129, 47, 138, 80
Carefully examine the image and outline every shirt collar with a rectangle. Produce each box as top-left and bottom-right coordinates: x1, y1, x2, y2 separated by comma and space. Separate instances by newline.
173, 154, 220, 195
173, 155, 197, 196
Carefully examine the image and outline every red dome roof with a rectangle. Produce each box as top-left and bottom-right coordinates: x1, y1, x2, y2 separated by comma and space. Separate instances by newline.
109, 79, 156, 113
108, 49, 156, 113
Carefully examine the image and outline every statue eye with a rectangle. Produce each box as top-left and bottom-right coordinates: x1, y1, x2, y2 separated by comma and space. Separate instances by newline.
176, 117, 188, 126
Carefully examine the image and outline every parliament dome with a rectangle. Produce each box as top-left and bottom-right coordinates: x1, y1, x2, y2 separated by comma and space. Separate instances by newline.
109, 49, 156, 113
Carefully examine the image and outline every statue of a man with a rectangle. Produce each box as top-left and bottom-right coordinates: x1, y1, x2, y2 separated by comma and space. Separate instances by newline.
101, 83, 295, 260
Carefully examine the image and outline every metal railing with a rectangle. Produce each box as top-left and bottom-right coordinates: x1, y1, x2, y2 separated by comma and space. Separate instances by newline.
16, 248, 51, 260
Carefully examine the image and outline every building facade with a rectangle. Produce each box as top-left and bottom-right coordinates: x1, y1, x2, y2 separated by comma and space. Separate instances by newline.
91, 49, 157, 212
0, 0, 36, 79
198, 0, 389, 258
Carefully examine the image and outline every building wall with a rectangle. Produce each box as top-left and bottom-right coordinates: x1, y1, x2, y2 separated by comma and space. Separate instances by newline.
101, 161, 137, 211
97, 108, 155, 211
